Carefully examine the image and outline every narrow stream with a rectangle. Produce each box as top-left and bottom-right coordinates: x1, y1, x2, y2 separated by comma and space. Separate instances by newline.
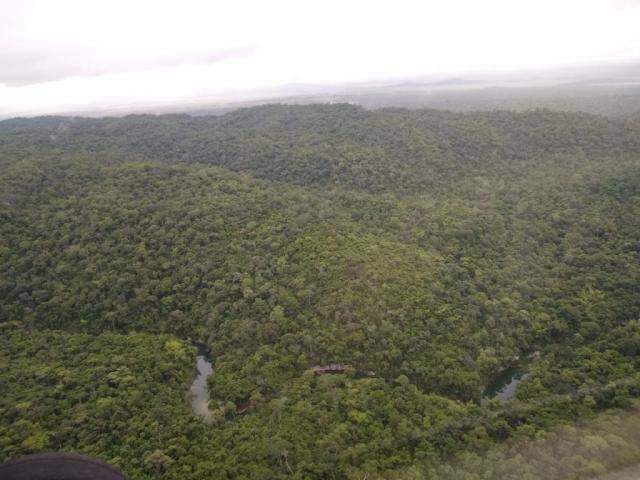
483, 366, 529, 402
189, 350, 213, 422
192, 347, 530, 414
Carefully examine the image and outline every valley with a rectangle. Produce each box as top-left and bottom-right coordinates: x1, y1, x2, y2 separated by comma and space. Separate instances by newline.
1, 104, 640, 479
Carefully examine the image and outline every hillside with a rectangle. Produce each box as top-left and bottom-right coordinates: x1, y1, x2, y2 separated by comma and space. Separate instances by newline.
1, 105, 640, 479
2, 105, 639, 192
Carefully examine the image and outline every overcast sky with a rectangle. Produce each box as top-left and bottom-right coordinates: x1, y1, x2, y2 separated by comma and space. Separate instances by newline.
1, 0, 640, 117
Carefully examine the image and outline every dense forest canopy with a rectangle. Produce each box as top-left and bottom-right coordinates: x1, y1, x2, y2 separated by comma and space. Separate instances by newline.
1, 104, 640, 479
314, 84, 640, 118
2, 105, 639, 192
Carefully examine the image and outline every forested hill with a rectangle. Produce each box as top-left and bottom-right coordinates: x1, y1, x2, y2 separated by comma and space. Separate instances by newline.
2, 105, 640, 479
2, 104, 639, 192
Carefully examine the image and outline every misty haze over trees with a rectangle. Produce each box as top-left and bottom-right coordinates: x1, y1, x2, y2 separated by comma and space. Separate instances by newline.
3, 61, 640, 120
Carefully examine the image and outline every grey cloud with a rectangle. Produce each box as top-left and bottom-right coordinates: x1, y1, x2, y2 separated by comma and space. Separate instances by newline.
0, 45, 257, 87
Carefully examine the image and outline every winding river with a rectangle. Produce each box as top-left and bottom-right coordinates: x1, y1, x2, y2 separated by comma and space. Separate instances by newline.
189, 350, 214, 422
483, 366, 529, 402
190, 347, 531, 417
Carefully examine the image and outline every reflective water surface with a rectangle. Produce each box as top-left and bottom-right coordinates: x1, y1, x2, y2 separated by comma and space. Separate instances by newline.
484, 366, 529, 401
190, 355, 213, 422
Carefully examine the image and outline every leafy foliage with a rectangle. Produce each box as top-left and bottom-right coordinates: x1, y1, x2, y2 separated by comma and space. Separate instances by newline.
0, 329, 199, 478
1, 105, 640, 478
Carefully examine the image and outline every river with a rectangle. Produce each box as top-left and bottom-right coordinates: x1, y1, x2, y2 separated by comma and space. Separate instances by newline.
191, 348, 528, 414
189, 351, 213, 422
483, 366, 529, 402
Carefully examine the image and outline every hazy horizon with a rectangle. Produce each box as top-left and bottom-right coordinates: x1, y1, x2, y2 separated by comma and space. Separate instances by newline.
2, 0, 640, 118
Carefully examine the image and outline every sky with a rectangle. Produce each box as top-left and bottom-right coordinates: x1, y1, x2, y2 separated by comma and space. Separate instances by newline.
1, 0, 640, 117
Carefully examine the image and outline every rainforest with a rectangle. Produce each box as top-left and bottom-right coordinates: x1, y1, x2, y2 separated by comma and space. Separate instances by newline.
1, 104, 640, 479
